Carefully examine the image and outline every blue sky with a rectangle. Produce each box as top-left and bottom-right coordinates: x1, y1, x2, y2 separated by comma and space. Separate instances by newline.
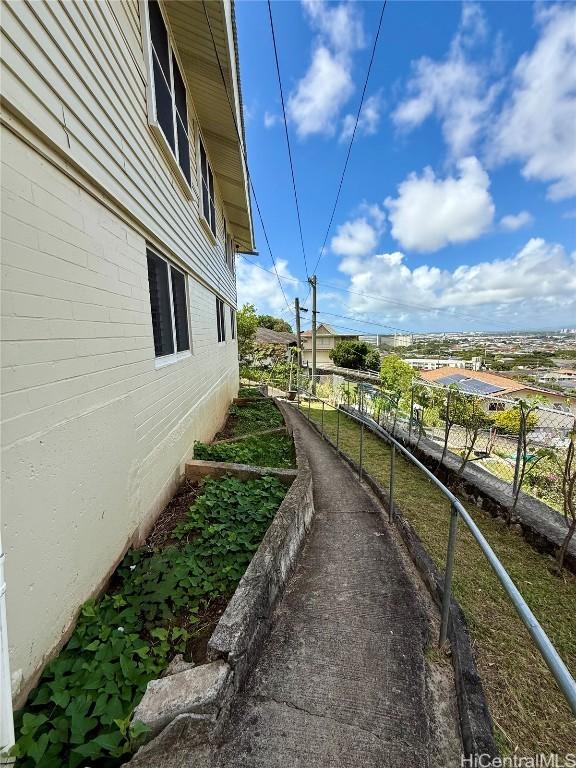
234, 1, 576, 334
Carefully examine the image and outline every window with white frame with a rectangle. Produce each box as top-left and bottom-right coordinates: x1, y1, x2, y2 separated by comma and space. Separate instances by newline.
216, 297, 226, 343
230, 307, 236, 340
146, 249, 190, 358
145, 0, 191, 185
200, 139, 216, 236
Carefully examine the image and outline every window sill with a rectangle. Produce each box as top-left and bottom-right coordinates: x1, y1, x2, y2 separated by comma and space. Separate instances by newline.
150, 123, 193, 201
154, 349, 192, 369
199, 214, 217, 245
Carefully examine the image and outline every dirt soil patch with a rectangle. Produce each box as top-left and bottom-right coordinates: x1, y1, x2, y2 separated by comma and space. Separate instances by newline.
146, 478, 202, 549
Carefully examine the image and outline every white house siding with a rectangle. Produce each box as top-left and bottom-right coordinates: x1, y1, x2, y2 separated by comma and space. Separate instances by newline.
0, 0, 243, 702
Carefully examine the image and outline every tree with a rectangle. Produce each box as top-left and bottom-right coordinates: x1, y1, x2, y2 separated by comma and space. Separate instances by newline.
379, 354, 416, 400
555, 422, 576, 574
365, 349, 381, 372
454, 397, 491, 476
257, 314, 293, 333
491, 406, 537, 435
329, 340, 373, 370
237, 303, 258, 365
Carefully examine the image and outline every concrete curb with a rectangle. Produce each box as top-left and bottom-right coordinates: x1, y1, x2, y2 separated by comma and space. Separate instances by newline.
185, 459, 296, 486
207, 400, 314, 690
292, 405, 499, 761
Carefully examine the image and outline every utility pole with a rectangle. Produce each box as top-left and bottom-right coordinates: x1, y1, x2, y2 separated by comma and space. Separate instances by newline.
295, 297, 302, 367
308, 275, 317, 394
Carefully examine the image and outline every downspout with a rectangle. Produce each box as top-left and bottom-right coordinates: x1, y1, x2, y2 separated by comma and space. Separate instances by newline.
0, 524, 15, 762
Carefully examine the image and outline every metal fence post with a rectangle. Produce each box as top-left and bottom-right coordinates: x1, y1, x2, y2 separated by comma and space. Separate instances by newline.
321, 399, 325, 435
389, 442, 396, 523
308, 394, 311, 421
512, 409, 525, 497
359, 420, 364, 481
336, 406, 341, 450
439, 502, 459, 647
408, 386, 415, 442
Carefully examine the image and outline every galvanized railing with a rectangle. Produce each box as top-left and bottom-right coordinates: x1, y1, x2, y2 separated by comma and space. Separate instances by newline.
293, 390, 576, 715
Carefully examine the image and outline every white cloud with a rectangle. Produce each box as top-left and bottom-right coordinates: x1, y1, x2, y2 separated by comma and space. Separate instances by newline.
385, 156, 494, 253
340, 93, 382, 142
331, 203, 386, 257
288, 1, 364, 138
500, 211, 533, 232
236, 258, 297, 316
302, 0, 364, 53
338, 238, 576, 329
264, 111, 282, 129
331, 217, 379, 257
392, 2, 499, 158
490, 4, 576, 200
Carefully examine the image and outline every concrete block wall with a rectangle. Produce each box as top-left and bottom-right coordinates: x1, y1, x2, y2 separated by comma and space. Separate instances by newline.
1, 128, 239, 702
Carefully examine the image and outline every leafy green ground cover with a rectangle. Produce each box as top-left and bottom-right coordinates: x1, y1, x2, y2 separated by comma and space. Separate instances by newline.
194, 433, 295, 468
237, 386, 263, 398
13, 475, 286, 768
228, 400, 284, 437
299, 401, 575, 755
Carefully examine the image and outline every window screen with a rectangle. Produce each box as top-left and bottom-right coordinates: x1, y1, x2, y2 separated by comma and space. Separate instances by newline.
146, 250, 190, 358
200, 139, 216, 235
170, 267, 189, 352
147, 251, 174, 357
147, 1, 190, 181
230, 307, 236, 340
216, 297, 226, 342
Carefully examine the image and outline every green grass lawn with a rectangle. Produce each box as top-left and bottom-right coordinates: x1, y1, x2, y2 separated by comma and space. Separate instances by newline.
299, 401, 575, 755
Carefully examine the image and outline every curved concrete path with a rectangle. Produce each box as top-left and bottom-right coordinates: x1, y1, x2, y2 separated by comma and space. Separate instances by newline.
209, 408, 462, 767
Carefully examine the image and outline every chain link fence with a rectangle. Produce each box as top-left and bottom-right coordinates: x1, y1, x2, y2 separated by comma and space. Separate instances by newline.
292, 371, 576, 515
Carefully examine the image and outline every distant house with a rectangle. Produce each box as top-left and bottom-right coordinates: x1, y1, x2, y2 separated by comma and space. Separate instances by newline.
404, 357, 482, 372
419, 367, 576, 418
254, 326, 297, 350
0, 0, 253, 707
301, 324, 358, 368
360, 333, 413, 349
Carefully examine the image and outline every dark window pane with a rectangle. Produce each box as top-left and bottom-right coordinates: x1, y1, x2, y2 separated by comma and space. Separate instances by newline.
149, 0, 170, 81
176, 117, 191, 183
170, 267, 189, 352
231, 308, 236, 339
202, 182, 209, 223
153, 56, 174, 151
147, 251, 174, 356
172, 53, 188, 128
210, 201, 216, 236
200, 141, 207, 182
216, 298, 226, 342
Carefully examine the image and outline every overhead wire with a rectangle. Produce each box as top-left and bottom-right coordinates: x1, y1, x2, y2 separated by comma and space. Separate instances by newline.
267, 0, 310, 280
202, 0, 293, 315
309, 0, 388, 279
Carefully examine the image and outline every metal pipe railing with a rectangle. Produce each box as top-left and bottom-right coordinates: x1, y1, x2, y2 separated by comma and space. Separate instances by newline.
295, 391, 576, 714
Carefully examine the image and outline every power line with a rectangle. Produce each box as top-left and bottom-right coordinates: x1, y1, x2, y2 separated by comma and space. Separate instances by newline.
202, 1, 293, 315
310, 0, 387, 278
319, 280, 513, 329
319, 311, 414, 335
237, 257, 513, 331
267, 0, 310, 280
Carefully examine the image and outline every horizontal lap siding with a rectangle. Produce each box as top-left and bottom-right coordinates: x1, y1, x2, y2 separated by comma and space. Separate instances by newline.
1, 127, 239, 699
0, 0, 236, 304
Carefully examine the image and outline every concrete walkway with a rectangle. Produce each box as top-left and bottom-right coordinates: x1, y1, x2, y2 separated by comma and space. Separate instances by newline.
209, 410, 462, 767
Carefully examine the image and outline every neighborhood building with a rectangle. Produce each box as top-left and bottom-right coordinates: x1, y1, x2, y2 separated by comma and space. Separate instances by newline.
301, 324, 358, 368
359, 333, 413, 349
419, 367, 576, 416
403, 357, 483, 371
0, 0, 252, 706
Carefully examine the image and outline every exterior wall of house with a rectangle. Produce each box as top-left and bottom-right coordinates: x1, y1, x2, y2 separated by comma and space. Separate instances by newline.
0, 0, 243, 703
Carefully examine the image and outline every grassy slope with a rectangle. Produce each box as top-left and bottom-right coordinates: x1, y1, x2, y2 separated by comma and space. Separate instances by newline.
299, 402, 575, 755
